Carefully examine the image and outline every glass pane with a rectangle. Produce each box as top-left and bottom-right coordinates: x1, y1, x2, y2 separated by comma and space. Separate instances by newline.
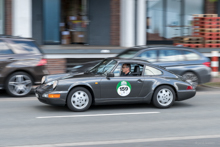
183, 51, 200, 60
158, 50, 184, 62
117, 50, 139, 58
144, 66, 162, 76
0, 40, 13, 54
184, 0, 204, 36
147, 0, 164, 40
43, 0, 60, 44
137, 50, 157, 62
12, 41, 41, 54
0, 0, 4, 34
89, 59, 117, 75
165, 0, 181, 40
113, 64, 122, 77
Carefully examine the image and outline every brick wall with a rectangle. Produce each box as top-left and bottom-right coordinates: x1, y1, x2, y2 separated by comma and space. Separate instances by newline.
110, 0, 120, 46
47, 59, 66, 75
5, 0, 12, 35
205, 0, 217, 14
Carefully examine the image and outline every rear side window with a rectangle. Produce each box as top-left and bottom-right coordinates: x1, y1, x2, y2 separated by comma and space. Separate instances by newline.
158, 50, 184, 62
137, 50, 157, 62
11, 40, 41, 54
144, 66, 162, 76
183, 50, 200, 60
0, 40, 14, 54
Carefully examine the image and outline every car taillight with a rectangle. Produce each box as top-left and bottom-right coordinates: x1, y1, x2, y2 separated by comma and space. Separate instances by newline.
187, 86, 193, 90
203, 62, 210, 67
37, 59, 47, 66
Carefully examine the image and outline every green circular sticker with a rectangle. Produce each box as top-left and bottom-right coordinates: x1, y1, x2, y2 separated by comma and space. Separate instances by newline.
116, 81, 131, 96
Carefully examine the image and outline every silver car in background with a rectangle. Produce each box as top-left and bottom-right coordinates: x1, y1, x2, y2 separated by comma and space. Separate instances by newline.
117, 46, 211, 88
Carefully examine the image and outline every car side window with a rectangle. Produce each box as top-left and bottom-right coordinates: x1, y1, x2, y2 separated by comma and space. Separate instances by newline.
144, 66, 162, 76
183, 50, 200, 60
113, 63, 144, 77
0, 40, 14, 54
137, 50, 157, 62
11, 40, 41, 54
158, 50, 184, 62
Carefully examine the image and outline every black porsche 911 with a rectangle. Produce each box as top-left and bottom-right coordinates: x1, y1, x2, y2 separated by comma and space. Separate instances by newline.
35, 58, 196, 112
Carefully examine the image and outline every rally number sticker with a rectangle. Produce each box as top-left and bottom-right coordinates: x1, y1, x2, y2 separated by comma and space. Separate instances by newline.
116, 81, 131, 96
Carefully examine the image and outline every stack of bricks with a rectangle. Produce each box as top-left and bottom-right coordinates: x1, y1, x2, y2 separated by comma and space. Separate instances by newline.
173, 37, 204, 48
192, 14, 220, 48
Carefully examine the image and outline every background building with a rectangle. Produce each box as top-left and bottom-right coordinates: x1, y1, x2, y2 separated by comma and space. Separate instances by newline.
0, 0, 219, 47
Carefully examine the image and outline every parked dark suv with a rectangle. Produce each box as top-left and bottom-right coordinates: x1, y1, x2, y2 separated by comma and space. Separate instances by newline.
70, 46, 211, 88
0, 36, 48, 97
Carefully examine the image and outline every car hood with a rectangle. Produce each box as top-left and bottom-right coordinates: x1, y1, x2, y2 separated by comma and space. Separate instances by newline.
44, 72, 100, 83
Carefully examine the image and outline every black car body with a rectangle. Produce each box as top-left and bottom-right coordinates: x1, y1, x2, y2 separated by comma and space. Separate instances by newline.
35, 58, 196, 112
0, 36, 48, 96
69, 46, 211, 88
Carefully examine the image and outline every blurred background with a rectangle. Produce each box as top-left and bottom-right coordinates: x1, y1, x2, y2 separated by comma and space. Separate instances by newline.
0, 0, 220, 75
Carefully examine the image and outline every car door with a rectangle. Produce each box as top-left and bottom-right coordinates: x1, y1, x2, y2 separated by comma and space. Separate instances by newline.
0, 40, 16, 84
100, 63, 144, 99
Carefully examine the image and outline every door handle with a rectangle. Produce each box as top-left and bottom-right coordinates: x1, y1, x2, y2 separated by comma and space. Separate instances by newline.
8, 58, 15, 61
137, 79, 143, 83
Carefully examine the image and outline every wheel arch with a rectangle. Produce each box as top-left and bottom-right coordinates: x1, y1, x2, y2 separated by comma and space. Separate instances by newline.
152, 84, 178, 101
181, 70, 200, 84
66, 85, 95, 104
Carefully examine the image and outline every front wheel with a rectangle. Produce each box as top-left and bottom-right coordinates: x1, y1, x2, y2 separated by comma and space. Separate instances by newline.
67, 87, 92, 112
152, 86, 175, 108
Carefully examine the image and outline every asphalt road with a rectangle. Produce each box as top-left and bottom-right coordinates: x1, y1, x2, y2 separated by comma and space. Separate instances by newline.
0, 86, 220, 147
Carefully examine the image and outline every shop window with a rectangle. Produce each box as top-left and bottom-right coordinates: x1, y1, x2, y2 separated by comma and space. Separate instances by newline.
146, 0, 204, 43
60, 0, 88, 45
147, 0, 164, 41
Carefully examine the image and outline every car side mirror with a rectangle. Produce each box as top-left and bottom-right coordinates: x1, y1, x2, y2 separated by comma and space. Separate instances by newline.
107, 73, 114, 78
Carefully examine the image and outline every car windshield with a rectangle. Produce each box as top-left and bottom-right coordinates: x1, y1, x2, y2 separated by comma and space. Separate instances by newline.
117, 49, 139, 58
88, 59, 117, 75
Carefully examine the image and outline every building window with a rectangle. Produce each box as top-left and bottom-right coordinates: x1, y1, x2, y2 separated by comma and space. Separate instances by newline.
0, 0, 4, 35
146, 0, 204, 44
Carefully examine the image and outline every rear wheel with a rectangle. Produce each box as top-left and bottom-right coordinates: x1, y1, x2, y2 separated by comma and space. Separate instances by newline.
5, 72, 33, 97
67, 87, 92, 112
182, 72, 199, 88
152, 86, 175, 108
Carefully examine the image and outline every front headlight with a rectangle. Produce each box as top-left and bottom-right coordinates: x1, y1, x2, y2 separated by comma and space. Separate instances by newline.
53, 81, 58, 89
41, 76, 46, 84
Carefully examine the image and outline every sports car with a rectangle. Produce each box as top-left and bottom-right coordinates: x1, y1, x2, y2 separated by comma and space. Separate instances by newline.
35, 58, 196, 112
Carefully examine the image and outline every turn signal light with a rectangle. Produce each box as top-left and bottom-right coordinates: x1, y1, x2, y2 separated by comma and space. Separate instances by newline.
37, 59, 47, 66
48, 94, 60, 98
187, 86, 193, 90
203, 62, 211, 67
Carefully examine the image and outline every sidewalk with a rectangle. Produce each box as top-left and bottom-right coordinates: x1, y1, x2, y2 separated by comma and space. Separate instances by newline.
41, 45, 127, 54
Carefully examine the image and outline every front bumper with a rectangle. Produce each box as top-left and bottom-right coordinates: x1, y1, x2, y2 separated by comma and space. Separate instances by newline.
35, 86, 67, 106
176, 90, 196, 101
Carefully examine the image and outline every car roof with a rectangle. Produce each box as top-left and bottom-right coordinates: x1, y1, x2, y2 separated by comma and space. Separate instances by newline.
107, 57, 151, 64
126, 45, 197, 51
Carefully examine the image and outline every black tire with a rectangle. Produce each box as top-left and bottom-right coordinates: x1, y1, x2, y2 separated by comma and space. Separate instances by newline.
182, 72, 199, 88
67, 87, 92, 112
5, 72, 33, 97
152, 86, 175, 108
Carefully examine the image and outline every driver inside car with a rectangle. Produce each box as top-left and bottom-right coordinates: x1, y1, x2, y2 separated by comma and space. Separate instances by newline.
121, 64, 133, 76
